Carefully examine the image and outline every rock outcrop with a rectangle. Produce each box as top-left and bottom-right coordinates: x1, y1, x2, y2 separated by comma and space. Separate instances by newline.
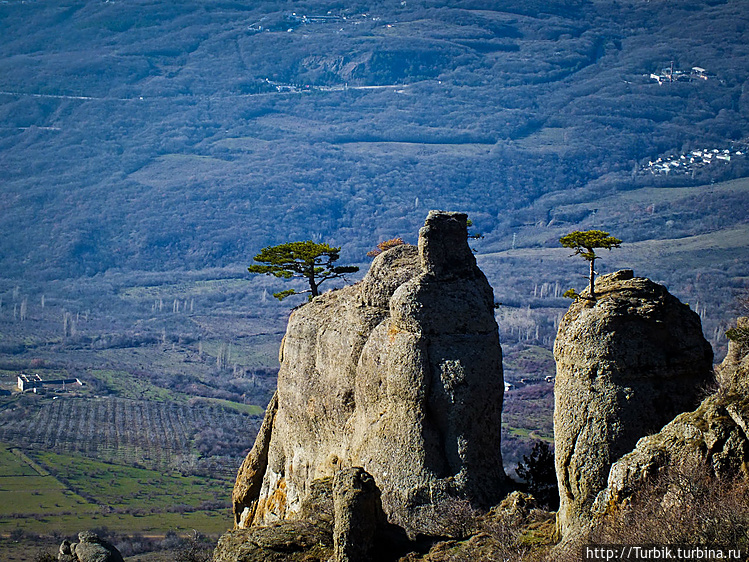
594, 316, 749, 516
215, 478, 335, 562
333, 467, 382, 562
232, 211, 506, 539
718, 316, 749, 388
58, 531, 124, 562
553, 270, 713, 536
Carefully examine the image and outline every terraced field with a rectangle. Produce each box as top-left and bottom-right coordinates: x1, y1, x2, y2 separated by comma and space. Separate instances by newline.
0, 395, 259, 476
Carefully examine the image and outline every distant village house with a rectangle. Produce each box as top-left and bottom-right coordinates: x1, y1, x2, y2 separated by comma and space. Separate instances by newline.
650, 63, 710, 84
17, 373, 83, 393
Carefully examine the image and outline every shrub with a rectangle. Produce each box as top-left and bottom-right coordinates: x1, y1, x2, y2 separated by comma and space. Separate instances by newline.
592, 461, 749, 549
176, 531, 213, 562
725, 326, 749, 350
515, 440, 559, 510
366, 237, 405, 257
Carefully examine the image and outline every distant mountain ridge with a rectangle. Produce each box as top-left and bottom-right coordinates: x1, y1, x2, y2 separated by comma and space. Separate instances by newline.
1, 0, 748, 280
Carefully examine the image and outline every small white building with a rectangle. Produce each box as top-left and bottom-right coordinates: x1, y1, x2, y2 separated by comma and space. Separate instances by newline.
692, 67, 707, 79
17, 373, 43, 392
17, 373, 83, 392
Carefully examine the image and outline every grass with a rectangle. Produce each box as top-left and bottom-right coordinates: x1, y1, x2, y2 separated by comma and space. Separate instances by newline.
338, 140, 494, 157
0, 443, 234, 535
482, 223, 749, 267
95, 334, 280, 380
517, 516, 557, 547
197, 397, 264, 416
197, 338, 280, 370
2, 509, 230, 536
0, 449, 39, 477
622, 224, 749, 259
31, 450, 215, 509
514, 126, 575, 155
0, 476, 86, 516
0, 447, 90, 520
8, 448, 49, 476
0, 537, 61, 562
90, 369, 187, 402
513, 346, 554, 361
504, 426, 554, 443
503, 345, 555, 375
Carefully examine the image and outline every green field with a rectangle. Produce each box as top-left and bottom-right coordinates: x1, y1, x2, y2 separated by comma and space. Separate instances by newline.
202, 398, 264, 416
118, 277, 249, 301
91, 369, 187, 402
504, 426, 554, 443
0, 443, 233, 536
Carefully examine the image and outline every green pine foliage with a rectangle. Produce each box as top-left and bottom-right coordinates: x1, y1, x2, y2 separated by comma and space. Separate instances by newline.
560, 230, 622, 298
515, 440, 559, 511
248, 241, 359, 301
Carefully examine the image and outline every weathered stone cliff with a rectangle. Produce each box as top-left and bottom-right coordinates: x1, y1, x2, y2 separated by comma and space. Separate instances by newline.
553, 270, 713, 536
594, 316, 749, 517
232, 211, 507, 540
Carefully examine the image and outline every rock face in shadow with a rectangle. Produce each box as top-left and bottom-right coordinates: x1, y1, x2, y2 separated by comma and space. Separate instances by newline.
553, 270, 713, 537
217, 468, 410, 562
232, 211, 506, 540
594, 316, 749, 517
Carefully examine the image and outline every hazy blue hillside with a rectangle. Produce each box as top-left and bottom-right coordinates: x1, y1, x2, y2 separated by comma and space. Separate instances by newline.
1, 0, 748, 281
0, 5, 747, 547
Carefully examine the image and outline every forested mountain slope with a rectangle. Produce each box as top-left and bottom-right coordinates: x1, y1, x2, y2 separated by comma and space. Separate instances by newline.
0, 0, 748, 371
1, 0, 747, 277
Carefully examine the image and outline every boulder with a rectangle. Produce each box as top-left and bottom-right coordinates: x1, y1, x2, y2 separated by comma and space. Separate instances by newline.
232, 211, 506, 539
213, 520, 332, 562
553, 270, 713, 536
58, 532, 124, 562
218, 470, 403, 562
215, 478, 334, 562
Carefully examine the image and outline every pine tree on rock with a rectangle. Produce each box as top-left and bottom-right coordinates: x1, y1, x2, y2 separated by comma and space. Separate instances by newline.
248, 241, 359, 301
560, 230, 622, 299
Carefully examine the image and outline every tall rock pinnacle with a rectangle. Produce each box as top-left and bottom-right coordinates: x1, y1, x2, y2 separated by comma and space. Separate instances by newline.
232, 211, 507, 539
553, 270, 713, 537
